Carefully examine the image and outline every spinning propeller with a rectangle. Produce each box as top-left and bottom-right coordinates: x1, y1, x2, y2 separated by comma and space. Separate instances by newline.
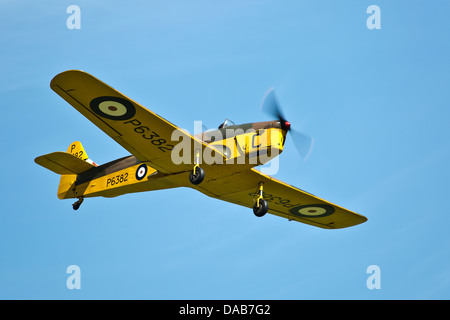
261, 88, 314, 160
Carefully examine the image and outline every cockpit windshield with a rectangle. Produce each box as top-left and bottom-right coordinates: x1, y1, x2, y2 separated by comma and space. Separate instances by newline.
218, 118, 235, 129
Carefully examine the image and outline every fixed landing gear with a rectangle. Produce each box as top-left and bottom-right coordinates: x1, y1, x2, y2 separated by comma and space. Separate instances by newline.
189, 165, 205, 185
189, 150, 205, 185
72, 197, 84, 211
253, 198, 268, 217
253, 182, 268, 217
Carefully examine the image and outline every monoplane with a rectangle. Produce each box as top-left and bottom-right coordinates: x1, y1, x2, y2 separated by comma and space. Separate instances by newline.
35, 70, 367, 229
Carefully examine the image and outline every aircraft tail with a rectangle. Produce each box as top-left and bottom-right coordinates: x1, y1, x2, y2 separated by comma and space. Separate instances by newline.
34, 141, 98, 199
58, 141, 97, 199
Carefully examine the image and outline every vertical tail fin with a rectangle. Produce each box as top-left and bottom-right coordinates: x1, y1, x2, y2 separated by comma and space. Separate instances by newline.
57, 141, 97, 199
66, 141, 97, 165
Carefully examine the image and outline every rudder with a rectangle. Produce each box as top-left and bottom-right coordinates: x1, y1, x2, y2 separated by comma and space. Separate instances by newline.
57, 141, 97, 199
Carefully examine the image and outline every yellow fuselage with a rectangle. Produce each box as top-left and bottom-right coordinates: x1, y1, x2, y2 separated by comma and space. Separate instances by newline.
59, 126, 286, 200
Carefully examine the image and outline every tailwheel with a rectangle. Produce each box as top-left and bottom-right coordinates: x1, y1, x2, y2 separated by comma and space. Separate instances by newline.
253, 198, 268, 217
72, 197, 84, 211
189, 166, 205, 185
253, 181, 268, 217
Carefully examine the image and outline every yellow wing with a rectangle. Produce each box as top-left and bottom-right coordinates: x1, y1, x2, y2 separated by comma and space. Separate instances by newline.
50, 70, 224, 174
195, 168, 367, 229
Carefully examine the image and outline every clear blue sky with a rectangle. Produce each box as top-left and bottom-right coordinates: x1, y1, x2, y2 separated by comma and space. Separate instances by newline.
1, 0, 449, 299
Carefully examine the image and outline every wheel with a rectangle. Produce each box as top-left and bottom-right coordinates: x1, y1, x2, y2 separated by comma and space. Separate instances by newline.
72, 197, 83, 211
253, 199, 268, 217
189, 166, 205, 185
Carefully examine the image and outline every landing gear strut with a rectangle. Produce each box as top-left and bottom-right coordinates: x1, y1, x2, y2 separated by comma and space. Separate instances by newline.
189, 150, 205, 185
253, 182, 268, 217
72, 197, 84, 211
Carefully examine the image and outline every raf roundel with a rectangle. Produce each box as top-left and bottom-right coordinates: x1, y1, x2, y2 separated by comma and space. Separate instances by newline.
289, 204, 335, 218
90, 96, 136, 120
135, 164, 148, 181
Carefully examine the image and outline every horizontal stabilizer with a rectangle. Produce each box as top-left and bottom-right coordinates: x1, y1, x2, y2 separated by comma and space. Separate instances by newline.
35, 151, 95, 175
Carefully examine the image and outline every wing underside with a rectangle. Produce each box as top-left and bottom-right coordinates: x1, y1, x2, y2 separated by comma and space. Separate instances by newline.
192, 168, 367, 229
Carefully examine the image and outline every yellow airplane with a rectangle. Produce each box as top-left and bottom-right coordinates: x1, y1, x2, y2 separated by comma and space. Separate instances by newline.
35, 70, 367, 229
